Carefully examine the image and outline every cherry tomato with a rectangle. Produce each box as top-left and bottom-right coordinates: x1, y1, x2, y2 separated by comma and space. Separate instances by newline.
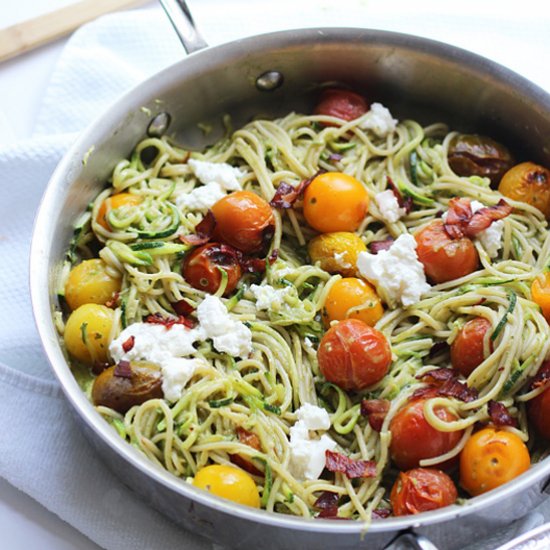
527, 365, 550, 439
313, 88, 369, 123
450, 317, 492, 377
390, 468, 457, 516
65, 259, 121, 311
460, 428, 530, 496
96, 192, 142, 231
308, 231, 366, 277
499, 162, 550, 218
317, 318, 391, 391
323, 277, 384, 328
193, 464, 260, 508
211, 190, 275, 254
531, 271, 550, 322
415, 220, 479, 283
390, 395, 464, 470
303, 172, 369, 233
182, 243, 242, 296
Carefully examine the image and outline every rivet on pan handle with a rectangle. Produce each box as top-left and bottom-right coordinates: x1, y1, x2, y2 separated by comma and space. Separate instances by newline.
382, 529, 439, 550
159, 0, 208, 54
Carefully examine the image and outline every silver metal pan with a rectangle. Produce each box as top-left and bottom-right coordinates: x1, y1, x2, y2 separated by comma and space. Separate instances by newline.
30, 2, 550, 548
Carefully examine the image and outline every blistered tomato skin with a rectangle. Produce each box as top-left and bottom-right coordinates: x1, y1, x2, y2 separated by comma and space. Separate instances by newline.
313, 88, 369, 123
182, 243, 242, 296
531, 272, 550, 322
303, 172, 369, 233
390, 468, 458, 516
317, 318, 391, 391
389, 396, 464, 470
451, 317, 492, 377
96, 192, 142, 231
499, 162, 550, 218
415, 220, 479, 283
460, 428, 530, 497
193, 464, 260, 508
211, 190, 275, 254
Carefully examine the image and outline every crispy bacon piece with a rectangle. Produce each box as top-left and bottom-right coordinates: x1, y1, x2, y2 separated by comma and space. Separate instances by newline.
179, 210, 216, 245
230, 427, 263, 476
371, 508, 391, 519
360, 399, 390, 432
113, 360, 132, 379
531, 360, 550, 390
314, 491, 340, 518
387, 176, 413, 214
240, 249, 279, 274
418, 367, 455, 384
328, 153, 343, 163
487, 400, 517, 428
368, 238, 394, 254
171, 299, 195, 316
416, 368, 478, 402
437, 378, 479, 403
269, 171, 324, 209
144, 313, 194, 329
464, 199, 513, 237
429, 341, 450, 358
325, 450, 377, 479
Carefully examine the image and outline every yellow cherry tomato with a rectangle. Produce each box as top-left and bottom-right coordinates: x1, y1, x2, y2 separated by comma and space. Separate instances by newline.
303, 172, 369, 232
323, 277, 383, 328
460, 428, 530, 497
96, 192, 142, 231
531, 271, 550, 322
64, 303, 114, 365
308, 231, 367, 277
65, 259, 121, 311
498, 162, 550, 218
193, 464, 260, 508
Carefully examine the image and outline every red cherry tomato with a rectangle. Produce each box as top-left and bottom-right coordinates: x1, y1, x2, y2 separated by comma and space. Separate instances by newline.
390, 395, 464, 470
415, 220, 479, 284
390, 468, 457, 516
451, 317, 493, 377
313, 88, 369, 122
527, 364, 550, 439
182, 243, 242, 296
317, 318, 391, 391
211, 190, 275, 254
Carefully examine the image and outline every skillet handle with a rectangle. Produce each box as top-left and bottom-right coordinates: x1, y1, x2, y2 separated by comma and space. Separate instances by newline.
382, 530, 439, 550
158, 0, 208, 54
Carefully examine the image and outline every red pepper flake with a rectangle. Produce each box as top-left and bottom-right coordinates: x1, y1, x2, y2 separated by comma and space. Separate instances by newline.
179, 210, 216, 245
386, 176, 413, 214
144, 313, 194, 329
360, 399, 390, 432
314, 491, 339, 518
269, 171, 324, 209
104, 292, 120, 309
368, 238, 394, 254
488, 400, 517, 428
325, 450, 377, 479
113, 360, 132, 378
122, 335, 135, 353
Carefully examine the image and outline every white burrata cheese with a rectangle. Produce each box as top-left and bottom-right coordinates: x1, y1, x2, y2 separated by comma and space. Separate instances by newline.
470, 200, 504, 259
161, 357, 205, 402
374, 190, 407, 223
175, 181, 226, 211
289, 404, 337, 481
359, 103, 398, 137
249, 284, 292, 311
356, 233, 430, 307
196, 295, 252, 358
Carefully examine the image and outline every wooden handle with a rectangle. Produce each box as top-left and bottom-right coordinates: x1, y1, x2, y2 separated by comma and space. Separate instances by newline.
0, 0, 149, 63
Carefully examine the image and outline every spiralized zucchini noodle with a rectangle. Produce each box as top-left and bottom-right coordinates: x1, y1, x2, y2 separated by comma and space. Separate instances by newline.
60, 104, 550, 521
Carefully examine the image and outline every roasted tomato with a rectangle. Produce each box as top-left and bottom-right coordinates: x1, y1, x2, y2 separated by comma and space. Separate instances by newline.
498, 162, 550, 218
322, 277, 384, 328
531, 271, 550, 322
450, 317, 492, 377
527, 367, 550, 439
182, 243, 242, 296
211, 190, 275, 254
96, 192, 142, 231
303, 172, 369, 233
317, 318, 391, 391
390, 468, 457, 516
313, 88, 369, 123
390, 395, 464, 470
460, 428, 530, 496
308, 231, 367, 277
193, 464, 260, 508
447, 134, 514, 186
415, 220, 479, 283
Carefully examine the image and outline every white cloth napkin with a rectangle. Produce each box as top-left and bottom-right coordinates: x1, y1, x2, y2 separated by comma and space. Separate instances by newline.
1, 1, 550, 549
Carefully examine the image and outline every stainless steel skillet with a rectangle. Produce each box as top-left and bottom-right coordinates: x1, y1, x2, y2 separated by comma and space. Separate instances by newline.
30, 1, 550, 548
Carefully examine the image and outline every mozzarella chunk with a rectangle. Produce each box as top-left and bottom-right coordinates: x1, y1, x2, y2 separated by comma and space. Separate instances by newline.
374, 190, 407, 223
359, 103, 398, 137
188, 159, 243, 191
175, 181, 226, 211
250, 284, 292, 311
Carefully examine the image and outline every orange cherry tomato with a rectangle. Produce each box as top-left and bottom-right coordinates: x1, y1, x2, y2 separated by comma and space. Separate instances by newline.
390, 395, 464, 471
313, 88, 369, 123
323, 277, 384, 328
182, 243, 242, 296
317, 318, 391, 391
303, 172, 369, 233
415, 220, 479, 284
390, 468, 457, 516
498, 162, 550, 218
96, 192, 142, 231
308, 231, 367, 277
193, 464, 260, 508
211, 190, 275, 254
460, 428, 530, 497
450, 317, 493, 377
531, 271, 550, 322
